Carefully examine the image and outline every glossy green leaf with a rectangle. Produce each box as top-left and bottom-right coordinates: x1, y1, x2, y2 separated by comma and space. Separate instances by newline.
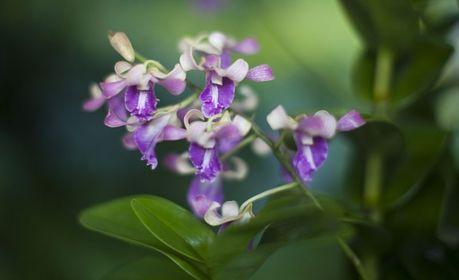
339, 0, 419, 49
79, 196, 176, 255
102, 256, 193, 280
131, 196, 215, 263
79, 196, 207, 280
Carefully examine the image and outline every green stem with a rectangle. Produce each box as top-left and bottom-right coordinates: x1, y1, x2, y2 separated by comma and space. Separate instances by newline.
338, 238, 369, 280
240, 182, 298, 211
362, 46, 393, 280
135, 52, 147, 63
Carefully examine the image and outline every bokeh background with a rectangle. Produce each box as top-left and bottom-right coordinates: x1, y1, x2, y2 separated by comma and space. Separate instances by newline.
1, 0, 458, 279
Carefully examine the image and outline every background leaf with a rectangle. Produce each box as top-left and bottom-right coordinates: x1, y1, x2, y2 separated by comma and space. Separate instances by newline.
339, 0, 420, 49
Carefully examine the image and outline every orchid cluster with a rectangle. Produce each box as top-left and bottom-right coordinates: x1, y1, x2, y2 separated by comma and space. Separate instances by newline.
84, 31, 365, 228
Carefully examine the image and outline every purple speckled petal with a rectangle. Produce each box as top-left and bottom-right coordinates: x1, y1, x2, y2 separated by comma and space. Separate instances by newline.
215, 124, 242, 153
125, 84, 157, 121
104, 94, 129, 127
134, 114, 171, 169
337, 110, 365, 131
233, 38, 260, 55
292, 136, 328, 183
200, 78, 235, 118
187, 176, 223, 218
189, 143, 222, 182
246, 64, 274, 82
100, 80, 126, 98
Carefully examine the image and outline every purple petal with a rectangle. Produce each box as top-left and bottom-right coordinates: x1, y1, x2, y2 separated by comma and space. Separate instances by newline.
122, 133, 137, 150
125, 85, 157, 121
134, 115, 171, 169
233, 38, 260, 55
83, 96, 105, 112
161, 125, 186, 141
280, 166, 294, 183
189, 143, 222, 182
246, 64, 274, 82
200, 78, 235, 118
215, 124, 242, 153
100, 80, 126, 98
157, 64, 187, 95
187, 176, 223, 218
220, 50, 232, 69
292, 136, 328, 183
337, 110, 366, 131
104, 94, 129, 127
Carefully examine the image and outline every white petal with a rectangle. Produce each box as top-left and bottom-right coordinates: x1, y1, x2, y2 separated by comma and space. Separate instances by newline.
232, 115, 251, 136
222, 157, 248, 180
266, 105, 297, 130
314, 110, 337, 139
251, 137, 271, 156
208, 32, 227, 52
216, 59, 249, 83
221, 201, 240, 218
183, 109, 204, 129
114, 61, 132, 77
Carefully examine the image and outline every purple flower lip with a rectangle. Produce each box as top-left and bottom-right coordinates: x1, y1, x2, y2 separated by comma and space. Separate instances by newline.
187, 176, 223, 218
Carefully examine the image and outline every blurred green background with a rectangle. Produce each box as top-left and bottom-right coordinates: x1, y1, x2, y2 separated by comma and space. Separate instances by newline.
0, 0, 458, 279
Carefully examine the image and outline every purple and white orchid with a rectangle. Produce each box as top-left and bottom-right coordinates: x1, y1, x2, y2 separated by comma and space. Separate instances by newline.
267, 105, 366, 183
184, 109, 252, 182
179, 32, 274, 117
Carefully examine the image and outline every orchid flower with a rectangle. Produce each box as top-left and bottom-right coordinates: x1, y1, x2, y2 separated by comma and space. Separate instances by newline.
267, 106, 366, 183
184, 109, 251, 182
179, 32, 274, 117
100, 62, 186, 122
133, 107, 186, 169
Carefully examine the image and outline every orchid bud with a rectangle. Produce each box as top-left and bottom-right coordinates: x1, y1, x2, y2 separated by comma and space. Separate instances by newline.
108, 31, 135, 62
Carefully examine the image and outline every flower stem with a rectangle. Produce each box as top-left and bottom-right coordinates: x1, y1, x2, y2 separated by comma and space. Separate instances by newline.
239, 182, 298, 211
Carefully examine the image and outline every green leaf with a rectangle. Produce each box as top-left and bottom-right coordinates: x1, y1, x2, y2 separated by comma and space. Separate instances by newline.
383, 124, 448, 206
131, 196, 215, 263
101, 256, 193, 280
393, 40, 453, 104
79, 196, 176, 255
352, 40, 453, 105
79, 196, 208, 280
339, 0, 420, 49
